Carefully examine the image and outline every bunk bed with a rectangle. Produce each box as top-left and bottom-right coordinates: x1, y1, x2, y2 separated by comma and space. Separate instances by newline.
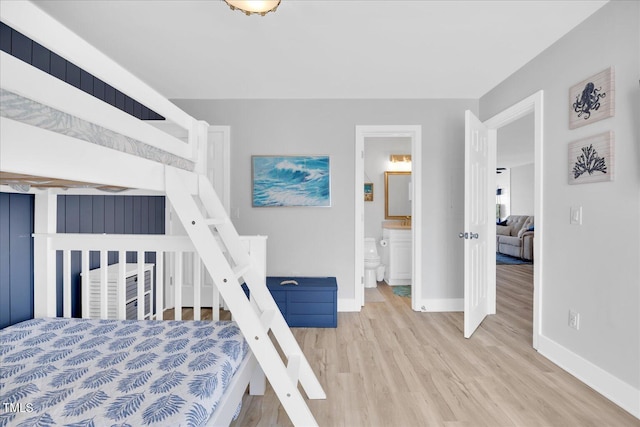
0, 2, 325, 426
0, 317, 256, 426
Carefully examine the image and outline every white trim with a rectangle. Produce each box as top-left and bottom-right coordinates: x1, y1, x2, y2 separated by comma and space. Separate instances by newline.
422, 298, 464, 312
355, 125, 423, 311
0, 117, 167, 192
0, 53, 193, 160
483, 90, 544, 350
207, 126, 232, 215
338, 298, 360, 312
538, 335, 640, 419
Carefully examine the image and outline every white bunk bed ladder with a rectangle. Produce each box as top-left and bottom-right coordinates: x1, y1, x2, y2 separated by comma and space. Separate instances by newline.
164, 167, 326, 427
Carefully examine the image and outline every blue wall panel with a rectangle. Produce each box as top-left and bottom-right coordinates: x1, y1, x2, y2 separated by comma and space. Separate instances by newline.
0, 193, 34, 329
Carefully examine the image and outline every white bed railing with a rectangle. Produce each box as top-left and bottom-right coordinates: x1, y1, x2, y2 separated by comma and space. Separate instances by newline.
32, 233, 267, 322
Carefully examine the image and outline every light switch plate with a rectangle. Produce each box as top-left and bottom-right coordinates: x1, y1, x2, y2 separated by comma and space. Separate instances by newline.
570, 206, 582, 225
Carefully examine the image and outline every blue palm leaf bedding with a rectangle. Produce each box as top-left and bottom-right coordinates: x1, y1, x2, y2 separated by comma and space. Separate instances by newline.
0, 317, 249, 427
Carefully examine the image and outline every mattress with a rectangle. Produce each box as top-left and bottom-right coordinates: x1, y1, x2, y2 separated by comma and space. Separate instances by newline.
0, 317, 249, 427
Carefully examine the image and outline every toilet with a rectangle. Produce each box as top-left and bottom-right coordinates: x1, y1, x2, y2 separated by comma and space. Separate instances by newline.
364, 237, 385, 288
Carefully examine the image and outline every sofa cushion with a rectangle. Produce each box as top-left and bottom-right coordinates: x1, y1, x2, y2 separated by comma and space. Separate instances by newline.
497, 225, 512, 236
498, 235, 521, 246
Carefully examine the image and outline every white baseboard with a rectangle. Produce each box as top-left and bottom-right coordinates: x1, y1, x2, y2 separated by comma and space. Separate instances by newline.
419, 298, 463, 312
538, 335, 640, 419
338, 298, 360, 312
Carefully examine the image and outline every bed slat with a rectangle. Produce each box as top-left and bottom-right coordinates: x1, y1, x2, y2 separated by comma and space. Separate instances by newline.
156, 252, 164, 320
117, 252, 126, 319
100, 250, 108, 319
174, 251, 182, 320
63, 250, 71, 317
81, 250, 90, 318
193, 255, 201, 321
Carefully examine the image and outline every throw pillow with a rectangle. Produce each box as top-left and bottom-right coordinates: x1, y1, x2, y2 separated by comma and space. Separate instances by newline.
497, 225, 512, 236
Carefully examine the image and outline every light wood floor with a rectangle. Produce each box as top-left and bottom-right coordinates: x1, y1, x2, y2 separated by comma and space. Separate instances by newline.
181, 266, 639, 426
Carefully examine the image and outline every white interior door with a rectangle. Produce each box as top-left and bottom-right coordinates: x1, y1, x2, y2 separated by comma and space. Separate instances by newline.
463, 110, 496, 338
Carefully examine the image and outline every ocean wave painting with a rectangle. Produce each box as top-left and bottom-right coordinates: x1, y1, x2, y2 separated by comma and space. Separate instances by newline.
252, 156, 331, 207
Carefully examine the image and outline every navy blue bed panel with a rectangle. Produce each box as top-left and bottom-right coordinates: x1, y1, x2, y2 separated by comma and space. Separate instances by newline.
0, 21, 165, 121
0, 193, 34, 329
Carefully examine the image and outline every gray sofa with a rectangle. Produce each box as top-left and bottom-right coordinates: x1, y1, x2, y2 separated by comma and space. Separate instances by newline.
496, 215, 534, 261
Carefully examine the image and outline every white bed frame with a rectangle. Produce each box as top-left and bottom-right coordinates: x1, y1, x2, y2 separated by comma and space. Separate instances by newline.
0, 2, 325, 425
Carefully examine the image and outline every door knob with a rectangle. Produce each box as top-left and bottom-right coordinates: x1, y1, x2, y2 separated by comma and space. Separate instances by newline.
458, 232, 468, 239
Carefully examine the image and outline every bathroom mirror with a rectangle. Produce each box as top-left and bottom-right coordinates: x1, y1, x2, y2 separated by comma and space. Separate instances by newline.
384, 171, 412, 219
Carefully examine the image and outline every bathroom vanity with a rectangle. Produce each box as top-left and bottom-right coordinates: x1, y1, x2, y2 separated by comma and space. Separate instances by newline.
382, 223, 412, 286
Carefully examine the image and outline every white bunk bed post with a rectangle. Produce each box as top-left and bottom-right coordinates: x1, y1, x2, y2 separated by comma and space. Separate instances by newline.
33, 191, 57, 318
165, 167, 325, 426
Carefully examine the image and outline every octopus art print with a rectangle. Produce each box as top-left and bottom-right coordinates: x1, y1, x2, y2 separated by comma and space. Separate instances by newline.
569, 68, 614, 129
573, 81, 607, 120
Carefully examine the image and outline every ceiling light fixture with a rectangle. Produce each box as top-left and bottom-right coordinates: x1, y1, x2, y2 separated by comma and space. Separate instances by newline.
224, 0, 280, 16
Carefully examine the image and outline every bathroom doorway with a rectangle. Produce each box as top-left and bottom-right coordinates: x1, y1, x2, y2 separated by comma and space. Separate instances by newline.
354, 126, 422, 311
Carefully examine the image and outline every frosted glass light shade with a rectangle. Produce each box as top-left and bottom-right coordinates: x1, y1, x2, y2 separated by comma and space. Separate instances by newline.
224, 0, 280, 16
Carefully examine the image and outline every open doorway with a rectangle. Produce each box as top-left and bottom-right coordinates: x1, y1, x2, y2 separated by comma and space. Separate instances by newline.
482, 91, 543, 349
354, 126, 422, 311
495, 113, 535, 344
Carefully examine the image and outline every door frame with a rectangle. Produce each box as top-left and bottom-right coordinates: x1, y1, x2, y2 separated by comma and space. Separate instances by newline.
354, 125, 422, 311
483, 90, 543, 349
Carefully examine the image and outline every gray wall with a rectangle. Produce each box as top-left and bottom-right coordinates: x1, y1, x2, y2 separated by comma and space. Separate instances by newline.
510, 164, 534, 216
481, 0, 639, 390
174, 99, 477, 304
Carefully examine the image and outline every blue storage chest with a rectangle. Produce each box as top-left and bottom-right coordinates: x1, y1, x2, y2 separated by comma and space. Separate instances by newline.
265, 276, 337, 328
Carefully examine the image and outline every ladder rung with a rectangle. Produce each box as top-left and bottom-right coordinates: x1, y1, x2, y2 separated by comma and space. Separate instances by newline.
203, 217, 228, 226
232, 264, 251, 279
287, 354, 302, 384
259, 308, 277, 332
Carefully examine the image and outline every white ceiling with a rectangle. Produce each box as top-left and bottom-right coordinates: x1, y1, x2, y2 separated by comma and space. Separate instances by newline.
32, 0, 607, 100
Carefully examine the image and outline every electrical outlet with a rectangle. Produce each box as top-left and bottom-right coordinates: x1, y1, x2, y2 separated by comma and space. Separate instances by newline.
568, 310, 580, 330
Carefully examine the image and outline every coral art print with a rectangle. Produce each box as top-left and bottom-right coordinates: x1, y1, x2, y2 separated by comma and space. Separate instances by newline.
569, 67, 615, 129
568, 132, 614, 185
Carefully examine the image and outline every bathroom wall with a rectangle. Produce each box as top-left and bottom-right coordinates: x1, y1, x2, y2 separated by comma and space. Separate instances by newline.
364, 137, 411, 243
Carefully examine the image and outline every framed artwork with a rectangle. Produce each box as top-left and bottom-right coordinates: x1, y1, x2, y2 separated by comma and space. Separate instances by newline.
364, 183, 373, 201
569, 67, 615, 129
252, 155, 331, 207
568, 131, 614, 185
